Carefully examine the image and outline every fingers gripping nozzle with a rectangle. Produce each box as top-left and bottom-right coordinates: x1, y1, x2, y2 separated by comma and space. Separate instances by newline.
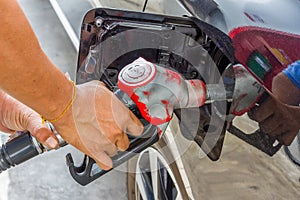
118, 57, 207, 125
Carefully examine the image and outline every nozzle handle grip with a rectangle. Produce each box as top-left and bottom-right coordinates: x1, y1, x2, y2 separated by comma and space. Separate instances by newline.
66, 124, 159, 186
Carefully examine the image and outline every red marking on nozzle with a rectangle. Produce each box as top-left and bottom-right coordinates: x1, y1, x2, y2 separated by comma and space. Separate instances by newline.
187, 80, 207, 107
199, 80, 207, 106
158, 128, 163, 136
143, 91, 150, 100
130, 93, 171, 125
161, 100, 172, 122
166, 69, 182, 85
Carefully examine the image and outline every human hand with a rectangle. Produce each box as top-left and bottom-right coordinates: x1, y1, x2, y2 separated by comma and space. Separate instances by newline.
248, 72, 300, 146
249, 73, 300, 145
248, 94, 300, 146
0, 90, 59, 148
53, 80, 143, 170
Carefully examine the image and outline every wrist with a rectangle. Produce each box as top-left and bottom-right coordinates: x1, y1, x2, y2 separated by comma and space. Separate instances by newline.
51, 100, 76, 144
41, 79, 75, 121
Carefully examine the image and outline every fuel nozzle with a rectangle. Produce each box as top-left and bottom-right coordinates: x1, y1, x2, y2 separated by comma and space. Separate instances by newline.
118, 57, 207, 125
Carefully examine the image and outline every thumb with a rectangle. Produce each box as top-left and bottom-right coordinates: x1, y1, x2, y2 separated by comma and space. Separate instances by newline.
26, 115, 59, 149
126, 111, 143, 136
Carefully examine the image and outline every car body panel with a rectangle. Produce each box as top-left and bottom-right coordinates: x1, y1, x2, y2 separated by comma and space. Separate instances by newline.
178, 0, 300, 34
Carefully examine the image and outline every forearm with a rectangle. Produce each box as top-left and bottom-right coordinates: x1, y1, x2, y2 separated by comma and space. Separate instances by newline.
0, 0, 72, 119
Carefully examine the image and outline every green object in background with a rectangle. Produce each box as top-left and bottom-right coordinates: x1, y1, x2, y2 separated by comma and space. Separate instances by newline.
247, 51, 272, 80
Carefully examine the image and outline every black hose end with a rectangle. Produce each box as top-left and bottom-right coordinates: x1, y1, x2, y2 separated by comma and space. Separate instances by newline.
0, 132, 40, 173
0, 143, 14, 173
